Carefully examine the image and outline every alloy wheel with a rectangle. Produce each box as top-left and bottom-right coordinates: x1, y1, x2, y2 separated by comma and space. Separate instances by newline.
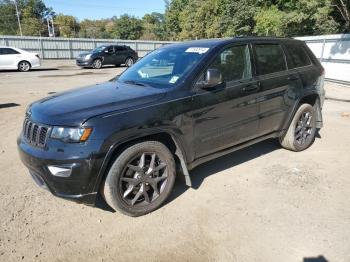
19, 61, 30, 72
295, 111, 313, 145
126, 58, 134, 67
119, 152, 168, 206
93, 59, 102, 69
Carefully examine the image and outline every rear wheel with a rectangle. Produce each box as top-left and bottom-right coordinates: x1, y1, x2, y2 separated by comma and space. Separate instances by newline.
125, 57, 134, 67
279, 103, 317, 151
92, 59, 102, 69
18, 61, 31, 72
103, 141, 176, 217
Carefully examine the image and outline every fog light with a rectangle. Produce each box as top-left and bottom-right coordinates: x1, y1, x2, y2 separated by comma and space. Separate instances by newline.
48, 166, 72, 177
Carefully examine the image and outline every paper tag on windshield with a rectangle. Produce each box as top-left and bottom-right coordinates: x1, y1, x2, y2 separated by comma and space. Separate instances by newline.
169, 76, 179, 84
185, 47, 209, 54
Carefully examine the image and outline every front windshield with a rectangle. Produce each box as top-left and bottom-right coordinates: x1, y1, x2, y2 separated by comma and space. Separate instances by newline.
118, 46, 210, 88
93, 46, 107, 53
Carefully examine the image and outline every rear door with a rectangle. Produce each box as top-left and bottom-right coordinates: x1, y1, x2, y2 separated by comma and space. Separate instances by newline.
115, 46, 129, 65
252, 41, 302, 135
192, 43, 261, 158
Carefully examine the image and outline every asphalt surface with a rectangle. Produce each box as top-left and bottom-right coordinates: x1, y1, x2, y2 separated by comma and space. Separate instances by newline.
0, 60, 349, 262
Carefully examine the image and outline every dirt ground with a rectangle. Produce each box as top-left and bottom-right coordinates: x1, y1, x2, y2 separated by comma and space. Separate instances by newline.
0, 60, 349, 262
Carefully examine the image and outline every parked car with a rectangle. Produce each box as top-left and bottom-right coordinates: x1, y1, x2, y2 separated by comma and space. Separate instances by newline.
76, 45, 138, 69
18, 37, 325, 216
0, 46, 40, 72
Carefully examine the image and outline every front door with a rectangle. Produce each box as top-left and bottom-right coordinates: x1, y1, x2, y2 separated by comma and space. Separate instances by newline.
103, 46, 116, 65
192, 44, 260, 158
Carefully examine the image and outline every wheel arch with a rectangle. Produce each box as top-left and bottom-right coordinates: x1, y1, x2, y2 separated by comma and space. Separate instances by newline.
18, 60, 31, 69
93, 131, 192, 194
281, 93, 322, 137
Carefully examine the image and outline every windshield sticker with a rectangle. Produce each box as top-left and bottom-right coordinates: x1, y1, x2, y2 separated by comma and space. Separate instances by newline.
185, 47, 209, 54
169, 76, 180, 84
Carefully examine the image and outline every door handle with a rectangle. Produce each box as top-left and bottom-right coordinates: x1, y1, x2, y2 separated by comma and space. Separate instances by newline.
287, 75, 299, 81
242, 83, 259, 93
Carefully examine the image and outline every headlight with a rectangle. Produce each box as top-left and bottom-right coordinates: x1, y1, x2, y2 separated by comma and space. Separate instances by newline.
51, 127, 92, 143
85, 54, 92, 60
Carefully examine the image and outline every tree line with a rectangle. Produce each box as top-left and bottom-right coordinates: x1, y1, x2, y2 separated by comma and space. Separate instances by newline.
0, 0, 349, 40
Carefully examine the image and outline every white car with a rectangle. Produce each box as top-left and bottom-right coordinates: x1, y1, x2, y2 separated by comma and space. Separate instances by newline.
0, 46, 41, 72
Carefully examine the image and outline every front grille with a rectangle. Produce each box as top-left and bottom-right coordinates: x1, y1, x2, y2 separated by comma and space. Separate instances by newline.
22, 118, 50, 148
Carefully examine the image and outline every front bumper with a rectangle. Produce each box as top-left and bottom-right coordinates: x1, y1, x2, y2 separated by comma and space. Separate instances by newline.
76, 58, 93, 67
17, 136, 105, 205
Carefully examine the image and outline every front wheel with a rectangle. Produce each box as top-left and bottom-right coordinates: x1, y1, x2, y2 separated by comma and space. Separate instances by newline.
279, 103, 317, 151
92, 59, 102, 69
103, 141, 176, 217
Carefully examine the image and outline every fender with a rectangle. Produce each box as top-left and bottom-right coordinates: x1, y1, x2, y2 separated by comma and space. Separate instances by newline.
279, 91, 322, 137
92, 128, 192, 193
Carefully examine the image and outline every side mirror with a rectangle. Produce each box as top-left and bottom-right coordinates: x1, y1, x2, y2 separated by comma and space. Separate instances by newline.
201, 68, 222, 89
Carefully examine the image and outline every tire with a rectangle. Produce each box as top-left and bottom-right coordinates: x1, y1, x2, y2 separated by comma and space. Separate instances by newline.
103, 141, 176, 217
279, 103, 317, 151
18, 61, 31, 72
125, 57, 134, 67
92, 58, 102, 69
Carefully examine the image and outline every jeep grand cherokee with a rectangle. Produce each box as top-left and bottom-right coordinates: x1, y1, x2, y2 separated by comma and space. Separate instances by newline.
18, 37, 325, 216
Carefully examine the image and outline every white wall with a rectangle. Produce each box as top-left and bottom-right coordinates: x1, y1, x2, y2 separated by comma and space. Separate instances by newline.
296, 34, 350, 83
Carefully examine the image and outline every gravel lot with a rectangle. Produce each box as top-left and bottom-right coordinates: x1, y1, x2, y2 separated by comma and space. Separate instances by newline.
0, 60, 349, 262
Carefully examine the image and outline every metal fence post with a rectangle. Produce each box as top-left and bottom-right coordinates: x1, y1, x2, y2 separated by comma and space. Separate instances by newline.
320, 38, 326, 62
40, 37, 45, 59
69, 39, 73, 59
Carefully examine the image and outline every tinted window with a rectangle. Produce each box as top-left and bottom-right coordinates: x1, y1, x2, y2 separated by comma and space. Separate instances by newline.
210, 45, 252, 82
115, 46, 127, 51
106, 46, 114, 53
0, 48, 19, 55
254, 44, 286, 75
285, 43, 311, 68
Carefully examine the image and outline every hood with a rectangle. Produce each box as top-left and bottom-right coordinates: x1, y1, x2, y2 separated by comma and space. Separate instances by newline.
78, 52, 92, 57
28, 81, 167, 126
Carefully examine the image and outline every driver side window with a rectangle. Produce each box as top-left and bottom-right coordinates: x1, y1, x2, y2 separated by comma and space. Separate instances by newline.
106, 46, 114, 53
210, 45, 252, 82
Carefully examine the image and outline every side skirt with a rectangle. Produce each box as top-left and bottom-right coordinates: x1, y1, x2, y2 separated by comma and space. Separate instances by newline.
188, 132, 280, 171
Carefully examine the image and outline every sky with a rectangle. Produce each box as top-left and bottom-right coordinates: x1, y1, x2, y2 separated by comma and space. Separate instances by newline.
43, 0, 167, 20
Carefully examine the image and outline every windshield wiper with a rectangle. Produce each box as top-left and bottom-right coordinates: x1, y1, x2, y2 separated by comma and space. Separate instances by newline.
123, 80, 146, 87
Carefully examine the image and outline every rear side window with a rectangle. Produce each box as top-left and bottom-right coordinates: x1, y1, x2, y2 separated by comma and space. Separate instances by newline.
115, 46, 127, 51
285, 43, 311, 68
0, 48, 19, 55
253, 44, 287, 75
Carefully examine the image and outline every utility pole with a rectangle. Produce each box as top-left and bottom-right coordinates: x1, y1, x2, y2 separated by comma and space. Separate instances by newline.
13, 0, 23, 36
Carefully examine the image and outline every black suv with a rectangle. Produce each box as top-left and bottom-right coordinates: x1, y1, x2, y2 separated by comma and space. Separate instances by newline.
76, 45, 138, 69
18, 38, 325, 216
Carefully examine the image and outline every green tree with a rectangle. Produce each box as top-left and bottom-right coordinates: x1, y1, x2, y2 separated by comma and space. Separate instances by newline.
55, 14, 79, 37
0, 0, 18, 35
254, 5, 285, 36
255, 0, 340, 36
20, 0, 54, 36
79, 19, 111, 38
164, 0, 188, 40
112, 14, 143, 40
141, 12, 166, 40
